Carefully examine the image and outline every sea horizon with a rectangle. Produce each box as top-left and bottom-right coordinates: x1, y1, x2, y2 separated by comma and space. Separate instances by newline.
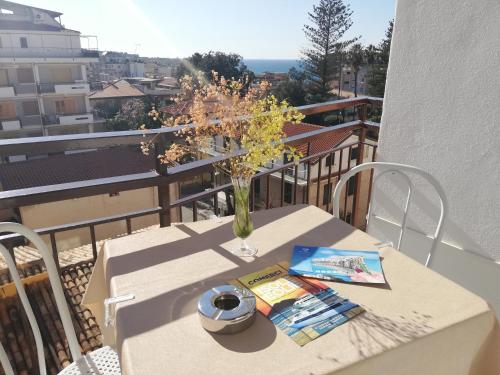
243, 59, 302, 74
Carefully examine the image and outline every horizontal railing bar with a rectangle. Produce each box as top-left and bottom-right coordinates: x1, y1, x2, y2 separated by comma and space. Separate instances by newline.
297, 97, 374, 115
363, 120, 381, 128
0, 172, 166, 209
0, 97, 381, 156
0, 126, 183, 157
0, 206, 163, 242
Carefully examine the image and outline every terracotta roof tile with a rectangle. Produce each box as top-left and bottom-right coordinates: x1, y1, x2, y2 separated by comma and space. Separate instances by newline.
0, 262, 101, 374
0, 148, 156, 191
283, 122, 357, 161
89, 79, 145, 100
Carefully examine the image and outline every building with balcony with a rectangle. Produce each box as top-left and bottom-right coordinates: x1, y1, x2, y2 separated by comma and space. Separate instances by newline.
0, 0, 102, 138
92, 51, 145, 83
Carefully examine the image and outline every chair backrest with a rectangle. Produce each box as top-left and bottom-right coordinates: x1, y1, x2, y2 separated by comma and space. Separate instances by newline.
332, 162, 448, 267
0, 223, 82, 375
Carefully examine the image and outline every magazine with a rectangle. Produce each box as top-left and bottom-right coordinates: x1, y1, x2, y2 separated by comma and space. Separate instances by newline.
231, 262, 364, 346
289, 245, 386, 284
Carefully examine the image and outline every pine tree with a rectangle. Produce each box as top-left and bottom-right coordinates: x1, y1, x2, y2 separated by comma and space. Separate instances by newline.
368, 20, 393, 97
302, 0, 356, 103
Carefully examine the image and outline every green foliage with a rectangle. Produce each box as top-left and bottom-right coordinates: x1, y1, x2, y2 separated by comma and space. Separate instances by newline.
302, 0, 357, 103
272, 68, 307, 106
177, 51, 254, 82
368, 20, 393, 97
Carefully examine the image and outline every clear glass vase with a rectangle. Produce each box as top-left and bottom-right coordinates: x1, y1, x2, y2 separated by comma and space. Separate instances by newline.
231, 176, 257, 257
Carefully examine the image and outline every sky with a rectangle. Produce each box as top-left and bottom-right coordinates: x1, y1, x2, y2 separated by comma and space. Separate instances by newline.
20, 0, 395, 59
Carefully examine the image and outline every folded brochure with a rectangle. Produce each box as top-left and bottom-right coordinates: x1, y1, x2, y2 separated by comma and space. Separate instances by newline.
231, 262, 364, 346
289, 246, 386, 284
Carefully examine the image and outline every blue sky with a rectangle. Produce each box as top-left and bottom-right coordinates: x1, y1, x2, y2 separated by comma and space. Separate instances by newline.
22, 0, 395, 59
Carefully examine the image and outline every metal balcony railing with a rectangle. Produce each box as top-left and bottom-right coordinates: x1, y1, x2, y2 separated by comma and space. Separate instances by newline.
0, 96, 383, 272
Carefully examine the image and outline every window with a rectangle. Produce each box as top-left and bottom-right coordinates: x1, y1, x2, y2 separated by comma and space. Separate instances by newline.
350, 147, 359, 160
347, 178, 357, 196
322, 183, 332, 205
55, 99, 76, 114
22, 101, 39, 116
0, 102, 16, 120
55, 100, 66, 114
284, 182, 292, 204
325, 153, 335, 166
20, 37, 28, 48
254, 178, 261, 196
17, 68, 34, 83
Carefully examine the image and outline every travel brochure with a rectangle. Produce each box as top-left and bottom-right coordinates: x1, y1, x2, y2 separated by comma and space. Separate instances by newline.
231, 262, 364, 346
289, 246, 386, 284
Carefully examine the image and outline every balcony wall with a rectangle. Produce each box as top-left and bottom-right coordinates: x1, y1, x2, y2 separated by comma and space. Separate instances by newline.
1, 120, 21, 131
58, 113, 94, 125
0, 86, 15, 98
375, 0, 500, 314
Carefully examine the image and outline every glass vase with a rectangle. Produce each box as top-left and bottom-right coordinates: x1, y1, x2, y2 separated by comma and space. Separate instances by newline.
231, 176, 257, 257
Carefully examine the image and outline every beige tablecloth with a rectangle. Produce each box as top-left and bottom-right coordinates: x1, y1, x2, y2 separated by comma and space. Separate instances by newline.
83, 205, 499, 375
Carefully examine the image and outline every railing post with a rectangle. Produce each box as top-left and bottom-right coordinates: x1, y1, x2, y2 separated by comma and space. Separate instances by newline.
158, 185, 171, 227
154, 136, 172, 228
352, 117, 367, 228
49, 232, 60, 273
89, 225, 98, 260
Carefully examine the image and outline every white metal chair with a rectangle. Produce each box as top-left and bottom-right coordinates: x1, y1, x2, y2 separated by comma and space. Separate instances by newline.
0, 222, 120, 375
332, 162, 448, 267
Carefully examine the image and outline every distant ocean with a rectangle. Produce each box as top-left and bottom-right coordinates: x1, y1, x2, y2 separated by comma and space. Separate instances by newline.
243, 59, 302, 74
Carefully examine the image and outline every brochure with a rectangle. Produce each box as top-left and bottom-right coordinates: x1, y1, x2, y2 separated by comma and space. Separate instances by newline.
289, 245, 386, 284
231, 262, 364, 346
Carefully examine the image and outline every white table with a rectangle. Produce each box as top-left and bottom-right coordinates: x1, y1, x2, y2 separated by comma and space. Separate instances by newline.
83, 205, 499, 375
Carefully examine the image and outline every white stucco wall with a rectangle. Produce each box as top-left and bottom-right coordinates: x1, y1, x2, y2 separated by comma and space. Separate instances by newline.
372, 0, 500, 312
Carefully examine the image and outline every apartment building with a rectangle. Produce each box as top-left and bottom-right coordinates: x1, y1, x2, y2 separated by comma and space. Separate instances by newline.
0, 0, 101, 139
92, 51, 145, 82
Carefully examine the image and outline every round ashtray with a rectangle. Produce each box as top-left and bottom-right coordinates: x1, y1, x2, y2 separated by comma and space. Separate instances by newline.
198, 284, 256, 334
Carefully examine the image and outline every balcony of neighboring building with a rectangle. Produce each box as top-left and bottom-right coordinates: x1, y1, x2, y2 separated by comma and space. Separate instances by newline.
0, 31, 99, 61
0, 99, 42, 132
37, 64, 90, 94
41, 96, 93, 126
0, 66, 38, 96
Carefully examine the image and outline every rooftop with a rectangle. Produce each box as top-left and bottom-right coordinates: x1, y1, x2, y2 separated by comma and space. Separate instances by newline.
89, 80, 146, 100
0, 148, 155, 191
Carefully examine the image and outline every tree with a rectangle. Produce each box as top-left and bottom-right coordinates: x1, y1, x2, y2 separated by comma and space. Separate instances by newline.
105, 98, 159, 131
177, 51, 253, 81
368, 20, 393, 97
272, 68, 307, 106
347, 43, 365, 97
302, 0, 356, 103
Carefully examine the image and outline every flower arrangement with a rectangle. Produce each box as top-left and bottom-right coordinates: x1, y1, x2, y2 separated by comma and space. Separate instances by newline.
141, 71, 304, 256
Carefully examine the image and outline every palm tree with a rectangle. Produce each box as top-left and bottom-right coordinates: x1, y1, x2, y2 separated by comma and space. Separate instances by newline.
348, 43, 365, 97
365, 44, 377, 77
